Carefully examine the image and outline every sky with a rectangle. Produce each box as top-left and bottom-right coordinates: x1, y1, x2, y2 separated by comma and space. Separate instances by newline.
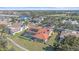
0, 7, 79, 10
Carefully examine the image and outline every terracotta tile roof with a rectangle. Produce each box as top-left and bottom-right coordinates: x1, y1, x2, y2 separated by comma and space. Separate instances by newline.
34, 33, 49, 40
33, 28, 50, 40
37, 28, 49, 34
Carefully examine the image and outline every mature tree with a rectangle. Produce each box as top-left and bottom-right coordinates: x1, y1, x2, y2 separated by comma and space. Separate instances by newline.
0, 37, 8, 51
0, 24, 14, 51
0, 24, 8, 50
0, 24, 7, 37
55, 36, 79, 51
23, 20, 29, 26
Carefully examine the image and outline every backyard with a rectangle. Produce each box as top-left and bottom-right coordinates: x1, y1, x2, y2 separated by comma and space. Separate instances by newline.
9, 31, 58, 51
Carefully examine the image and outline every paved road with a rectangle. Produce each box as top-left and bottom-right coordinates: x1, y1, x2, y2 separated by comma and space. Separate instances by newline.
7, 37, 29, 51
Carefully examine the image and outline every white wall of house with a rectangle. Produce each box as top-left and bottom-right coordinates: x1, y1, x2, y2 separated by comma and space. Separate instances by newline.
48, 31, 53, 36
44, 39, 48, 42
12, 26, 29, 35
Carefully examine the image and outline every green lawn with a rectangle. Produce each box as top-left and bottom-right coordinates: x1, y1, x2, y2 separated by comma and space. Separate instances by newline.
47, 32, 58, 46
10, 32, 58, 51
7, 40, 23, 51
3, 33, 25, 51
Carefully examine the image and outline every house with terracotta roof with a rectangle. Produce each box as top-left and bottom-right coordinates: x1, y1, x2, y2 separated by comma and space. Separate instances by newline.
32, 28, 53, 42
22, 27, 53, 42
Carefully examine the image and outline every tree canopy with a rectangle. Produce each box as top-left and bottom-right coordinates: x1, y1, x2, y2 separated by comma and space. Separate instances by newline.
56, 36, 79, 51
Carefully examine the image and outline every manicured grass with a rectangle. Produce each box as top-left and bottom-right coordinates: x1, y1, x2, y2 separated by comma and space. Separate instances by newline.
10, 32, 58, 51
11, 36, 47, 51
7, 40, 23, 51
4, 33, 25, 51
47, 32, 58, 46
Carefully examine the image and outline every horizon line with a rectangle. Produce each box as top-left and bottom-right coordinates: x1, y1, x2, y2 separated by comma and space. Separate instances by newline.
0, 7, 79, 10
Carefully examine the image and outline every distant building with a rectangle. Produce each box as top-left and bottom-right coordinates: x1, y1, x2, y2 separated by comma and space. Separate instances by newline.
30, 16, 45, 24
60, 29, 79, 38
62, 19, 79, 25
19, 16, 29, 21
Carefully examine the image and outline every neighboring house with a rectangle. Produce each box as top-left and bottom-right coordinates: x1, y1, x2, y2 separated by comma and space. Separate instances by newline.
30, 16, 45, 24
60, 29, 79, 38
8, 21, 29, 35
0, 20, 8, 25
0, 19, 8, 25
62, 19, 79, 25
0, 15, 29, 35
